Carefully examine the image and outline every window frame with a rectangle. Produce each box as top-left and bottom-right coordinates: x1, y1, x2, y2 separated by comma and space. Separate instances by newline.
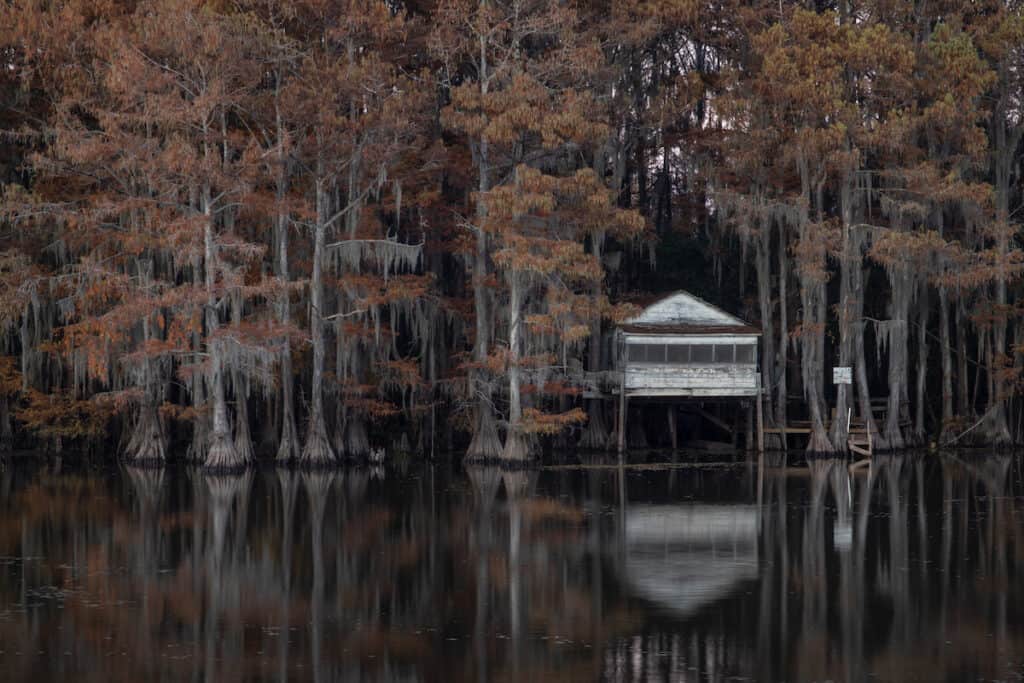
625, 339, 758, 365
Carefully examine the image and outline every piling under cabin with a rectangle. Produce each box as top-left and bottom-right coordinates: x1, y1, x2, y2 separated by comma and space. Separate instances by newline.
615, 291, 763, 453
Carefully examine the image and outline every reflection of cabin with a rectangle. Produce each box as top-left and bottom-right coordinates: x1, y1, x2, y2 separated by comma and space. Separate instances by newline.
615, 291, 763, 453
622, 504, 759, 616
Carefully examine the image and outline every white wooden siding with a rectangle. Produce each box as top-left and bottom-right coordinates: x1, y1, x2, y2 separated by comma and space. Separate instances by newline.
624, 363, 758, 396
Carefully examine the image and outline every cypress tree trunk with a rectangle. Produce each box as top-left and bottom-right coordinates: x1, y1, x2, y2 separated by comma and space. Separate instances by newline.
878, 268, 911, 451
465, 24, 501, 461
913, 286, 930, 444
830, 174, 854, 452
797, 159, 832, 454
776, 222, 788, 440
274, 85, 300, 463
754, 211, 777, 444
503, 273, 528, 462
983, 96, 1019, 445
957, 298, 970, 418
0, 393, 12, 453
231, 291, 254, 462
300, 168, 336, 466
853, 264, 880, 446
578, 232, 609, 449
201, 164, 244, 471
466, 105, 501, 461
125, 315, 166, 464
939, 285, 954, 441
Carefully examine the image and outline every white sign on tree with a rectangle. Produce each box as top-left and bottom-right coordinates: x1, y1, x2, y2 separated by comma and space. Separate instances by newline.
833, 366, 852, 385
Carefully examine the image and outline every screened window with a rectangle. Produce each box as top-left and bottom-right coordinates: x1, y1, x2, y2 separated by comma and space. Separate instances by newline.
690, 345, 714, 363
667, 345, 689, 363
627, 342, 755, 364
645, 344, 666, 362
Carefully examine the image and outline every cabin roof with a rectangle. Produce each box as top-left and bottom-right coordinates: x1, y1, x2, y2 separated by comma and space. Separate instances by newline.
620, 323, 761, 335
620, 291, 760, 336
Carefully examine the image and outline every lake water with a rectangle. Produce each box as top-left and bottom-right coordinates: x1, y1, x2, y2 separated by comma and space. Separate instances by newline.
0, 454, 1022, 682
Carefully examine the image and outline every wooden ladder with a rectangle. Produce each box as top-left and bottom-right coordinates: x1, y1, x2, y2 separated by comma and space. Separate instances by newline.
846, 409, 873, 457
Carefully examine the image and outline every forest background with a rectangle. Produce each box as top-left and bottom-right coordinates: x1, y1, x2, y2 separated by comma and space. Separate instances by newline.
1, 0, 1022, 468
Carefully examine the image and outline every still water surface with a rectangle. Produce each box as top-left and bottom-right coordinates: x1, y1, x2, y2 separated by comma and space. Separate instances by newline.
0, 455, 1023, 682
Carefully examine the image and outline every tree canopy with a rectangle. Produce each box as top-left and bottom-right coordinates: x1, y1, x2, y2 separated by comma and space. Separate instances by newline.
1, 0, 1023, 464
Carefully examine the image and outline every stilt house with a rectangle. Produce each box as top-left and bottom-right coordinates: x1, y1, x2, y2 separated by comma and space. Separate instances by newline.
615, 291, 763, 452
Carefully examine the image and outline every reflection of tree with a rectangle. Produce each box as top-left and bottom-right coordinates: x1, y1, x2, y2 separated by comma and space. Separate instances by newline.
749, 454, 1024, 683
301, 471, 334, 683
202, 471, 252, 683
124, 466, 165, 668
275, 469, 299, 683
4, 458, 1024, 681
467, 466, 499, 683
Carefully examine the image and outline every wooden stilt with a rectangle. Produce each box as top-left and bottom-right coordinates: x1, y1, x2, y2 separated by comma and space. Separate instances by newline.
617, 381, 627, 456
745, 401, 754, 453
667, 405, 678, 450
756, 379, 765, 453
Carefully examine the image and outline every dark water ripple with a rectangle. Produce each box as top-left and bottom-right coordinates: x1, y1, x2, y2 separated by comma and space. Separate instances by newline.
0, 454, 1022, 681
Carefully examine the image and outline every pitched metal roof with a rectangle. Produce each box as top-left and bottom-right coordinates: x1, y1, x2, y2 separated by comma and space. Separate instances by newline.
620, 291, 760, 335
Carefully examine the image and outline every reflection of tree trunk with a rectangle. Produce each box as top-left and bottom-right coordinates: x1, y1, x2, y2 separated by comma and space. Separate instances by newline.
467, 466, 499, 683
502, 470, 532, 677
125, 466, 165, 666
302, 472, 334, 683
883, 457, 910, 644
758, 460, 789, 678
940, 460, 953, 632
586, 468, 604, 673
202, 473, 250, 681
802, 459, 833, 632
831, 463, 862, 682
277, 470, 298, 683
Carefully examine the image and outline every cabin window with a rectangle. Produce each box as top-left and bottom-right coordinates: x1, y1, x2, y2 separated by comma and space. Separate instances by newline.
628, 344, 666, 362
690, 344, 714, 363
626, 342, 757, 364
735, 344, 755, 363
667, 345, 689, 363
645, 344, 666, 362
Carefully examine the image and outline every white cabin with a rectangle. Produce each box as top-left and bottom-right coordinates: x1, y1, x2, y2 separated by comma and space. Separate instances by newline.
613, 291, 764, 453
618, 291, 761, 398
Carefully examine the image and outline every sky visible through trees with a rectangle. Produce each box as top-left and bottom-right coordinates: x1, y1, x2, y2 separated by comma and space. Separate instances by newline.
0, 0, 1023, 467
